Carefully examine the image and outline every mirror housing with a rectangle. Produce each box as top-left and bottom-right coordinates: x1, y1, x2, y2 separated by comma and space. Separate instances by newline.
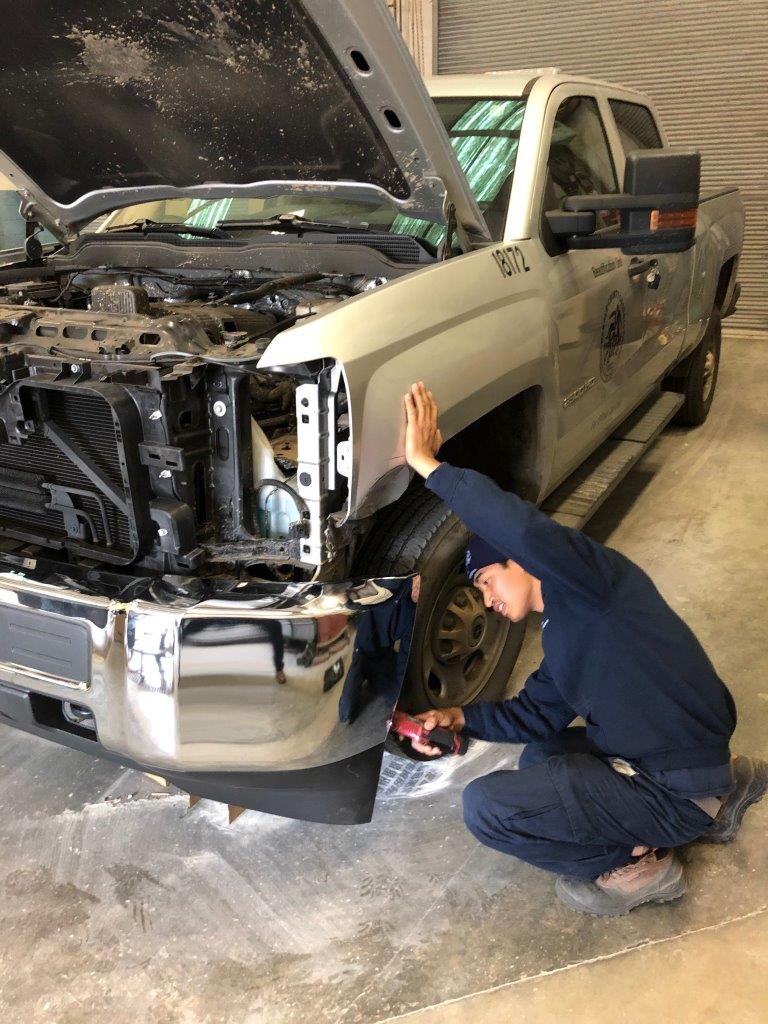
545, 149, 701, 255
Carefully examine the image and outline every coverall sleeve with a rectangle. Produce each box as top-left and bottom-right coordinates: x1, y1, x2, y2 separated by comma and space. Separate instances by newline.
425, 462, 617, 606
461, 659, 576, 743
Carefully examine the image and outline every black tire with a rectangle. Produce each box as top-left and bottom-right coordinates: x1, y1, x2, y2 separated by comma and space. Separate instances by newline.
665, 309, 721, 427
355, 483, 525, 712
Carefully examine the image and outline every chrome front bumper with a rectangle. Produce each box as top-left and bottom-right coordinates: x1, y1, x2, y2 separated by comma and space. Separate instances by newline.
0, 562, 416, 822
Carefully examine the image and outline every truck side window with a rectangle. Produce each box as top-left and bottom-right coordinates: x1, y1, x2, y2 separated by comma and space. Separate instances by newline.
609, 100, 663, 154
543, 96, 618, 236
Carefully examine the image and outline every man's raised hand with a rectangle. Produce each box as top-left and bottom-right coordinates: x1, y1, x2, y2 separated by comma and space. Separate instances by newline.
404, 381, 443, 480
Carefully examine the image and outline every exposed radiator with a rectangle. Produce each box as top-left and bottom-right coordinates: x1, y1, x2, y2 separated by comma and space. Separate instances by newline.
0, 382, 148, 564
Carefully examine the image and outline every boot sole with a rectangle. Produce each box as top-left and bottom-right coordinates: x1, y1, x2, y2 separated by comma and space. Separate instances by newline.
556, 869, 687, 918
698, 766, 768, 844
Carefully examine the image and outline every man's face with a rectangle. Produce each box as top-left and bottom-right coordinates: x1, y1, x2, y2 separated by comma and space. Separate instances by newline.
473, 560, 534, 622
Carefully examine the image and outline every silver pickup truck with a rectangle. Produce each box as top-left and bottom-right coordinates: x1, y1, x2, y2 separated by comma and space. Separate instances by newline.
0, 1, 743, 822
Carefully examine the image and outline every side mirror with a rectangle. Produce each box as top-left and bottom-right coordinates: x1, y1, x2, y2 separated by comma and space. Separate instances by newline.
545, 149, 701, 255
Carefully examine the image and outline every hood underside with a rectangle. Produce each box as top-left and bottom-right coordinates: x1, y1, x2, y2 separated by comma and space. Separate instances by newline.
0, 0, 488, 241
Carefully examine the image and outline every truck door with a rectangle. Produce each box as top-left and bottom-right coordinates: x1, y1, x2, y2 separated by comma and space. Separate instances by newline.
604, 98, 693, 395
534, 90, 643, 485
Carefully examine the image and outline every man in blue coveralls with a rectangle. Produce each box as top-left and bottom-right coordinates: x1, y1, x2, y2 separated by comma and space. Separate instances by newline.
403, 381, 768, 916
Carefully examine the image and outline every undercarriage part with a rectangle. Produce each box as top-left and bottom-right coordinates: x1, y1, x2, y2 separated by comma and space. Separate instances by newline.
203, 537, 303, 566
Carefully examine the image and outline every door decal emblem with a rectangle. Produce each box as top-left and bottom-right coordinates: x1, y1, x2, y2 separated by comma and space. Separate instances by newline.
600, 290, 626, 380
591, 258, 622, 278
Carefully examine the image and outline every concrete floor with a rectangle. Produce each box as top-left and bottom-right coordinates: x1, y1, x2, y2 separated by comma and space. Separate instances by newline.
0, 332, 766, 1024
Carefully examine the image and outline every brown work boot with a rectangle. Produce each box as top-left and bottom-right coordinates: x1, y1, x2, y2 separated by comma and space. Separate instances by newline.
555, 850, 686, 917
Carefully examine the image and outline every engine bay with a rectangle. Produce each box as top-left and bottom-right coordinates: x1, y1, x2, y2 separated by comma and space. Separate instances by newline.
0, 264, 368, 581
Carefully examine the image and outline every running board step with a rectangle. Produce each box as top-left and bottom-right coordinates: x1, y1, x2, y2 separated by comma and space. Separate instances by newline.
541, 391, 684, 529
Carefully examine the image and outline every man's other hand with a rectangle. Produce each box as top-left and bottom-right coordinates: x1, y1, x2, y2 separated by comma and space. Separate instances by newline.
411, 706, 466, 757
404, 381, 443, 480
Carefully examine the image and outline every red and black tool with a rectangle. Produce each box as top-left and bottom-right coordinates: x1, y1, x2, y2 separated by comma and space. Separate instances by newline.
389, 710, 469, 756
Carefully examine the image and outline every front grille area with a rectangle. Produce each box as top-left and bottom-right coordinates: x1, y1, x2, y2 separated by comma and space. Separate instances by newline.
0, 384, 142, 562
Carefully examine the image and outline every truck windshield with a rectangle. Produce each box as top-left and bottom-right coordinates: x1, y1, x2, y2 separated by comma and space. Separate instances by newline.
394, 96, 526, 243
99, 97, 526, 244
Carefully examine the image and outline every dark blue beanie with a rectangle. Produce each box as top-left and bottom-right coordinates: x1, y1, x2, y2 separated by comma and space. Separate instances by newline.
465, 536, 509, 582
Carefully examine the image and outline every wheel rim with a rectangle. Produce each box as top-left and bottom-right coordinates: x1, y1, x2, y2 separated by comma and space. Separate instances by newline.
419, 562, 511, 706
702, 346, 716, 402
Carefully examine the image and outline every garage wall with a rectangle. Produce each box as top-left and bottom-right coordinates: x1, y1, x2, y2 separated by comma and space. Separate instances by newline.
438, 0, 767, 331
391, 0, 437, 74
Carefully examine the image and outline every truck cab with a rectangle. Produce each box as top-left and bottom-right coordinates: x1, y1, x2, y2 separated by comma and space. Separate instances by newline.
425, 71, 741, 487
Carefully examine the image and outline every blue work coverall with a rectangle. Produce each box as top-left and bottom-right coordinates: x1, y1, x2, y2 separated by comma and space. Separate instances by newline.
426, 463, 735, 878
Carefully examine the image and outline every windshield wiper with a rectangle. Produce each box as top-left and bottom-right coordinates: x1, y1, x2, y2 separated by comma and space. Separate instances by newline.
217, 213, 374, 234
105, 219, 232, 240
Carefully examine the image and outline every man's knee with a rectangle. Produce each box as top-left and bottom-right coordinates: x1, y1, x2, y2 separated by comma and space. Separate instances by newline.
462, 772, 525, 846
462, 776, 488, 836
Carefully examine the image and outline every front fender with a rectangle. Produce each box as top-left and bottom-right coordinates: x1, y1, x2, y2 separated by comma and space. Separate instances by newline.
259, 242, 558, 517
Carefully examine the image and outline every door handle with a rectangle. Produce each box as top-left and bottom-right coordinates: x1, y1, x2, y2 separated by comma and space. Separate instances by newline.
627, 258, 658, 278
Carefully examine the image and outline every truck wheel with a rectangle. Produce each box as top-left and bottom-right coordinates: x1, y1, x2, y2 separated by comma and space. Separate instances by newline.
355, 484, 525, 712
666, 309, 721, 427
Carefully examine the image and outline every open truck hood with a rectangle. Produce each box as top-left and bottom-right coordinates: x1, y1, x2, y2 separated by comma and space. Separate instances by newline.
0, 0, 488, 243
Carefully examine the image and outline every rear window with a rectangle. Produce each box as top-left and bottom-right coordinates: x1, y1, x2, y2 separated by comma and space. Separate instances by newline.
609, 100, 663, 154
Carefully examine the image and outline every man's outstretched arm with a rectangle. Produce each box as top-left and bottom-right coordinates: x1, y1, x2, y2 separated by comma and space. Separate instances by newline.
461, 660, 576, 743
403, 382, 617, 606
413, 659, 576, 755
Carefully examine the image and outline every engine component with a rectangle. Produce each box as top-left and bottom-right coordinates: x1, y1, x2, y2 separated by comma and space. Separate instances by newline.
0, 378, 150, 563
149, 302, 278, 347
250, 419, 302, 539
0, 273, 349, 576
0, 302, 277, 360
294, 295, 346, 318
217, 272, 326, 305
91, 284, 150, 315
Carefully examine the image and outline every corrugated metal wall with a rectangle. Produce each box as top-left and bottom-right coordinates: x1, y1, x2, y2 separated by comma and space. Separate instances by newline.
438, 0, 767, 331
